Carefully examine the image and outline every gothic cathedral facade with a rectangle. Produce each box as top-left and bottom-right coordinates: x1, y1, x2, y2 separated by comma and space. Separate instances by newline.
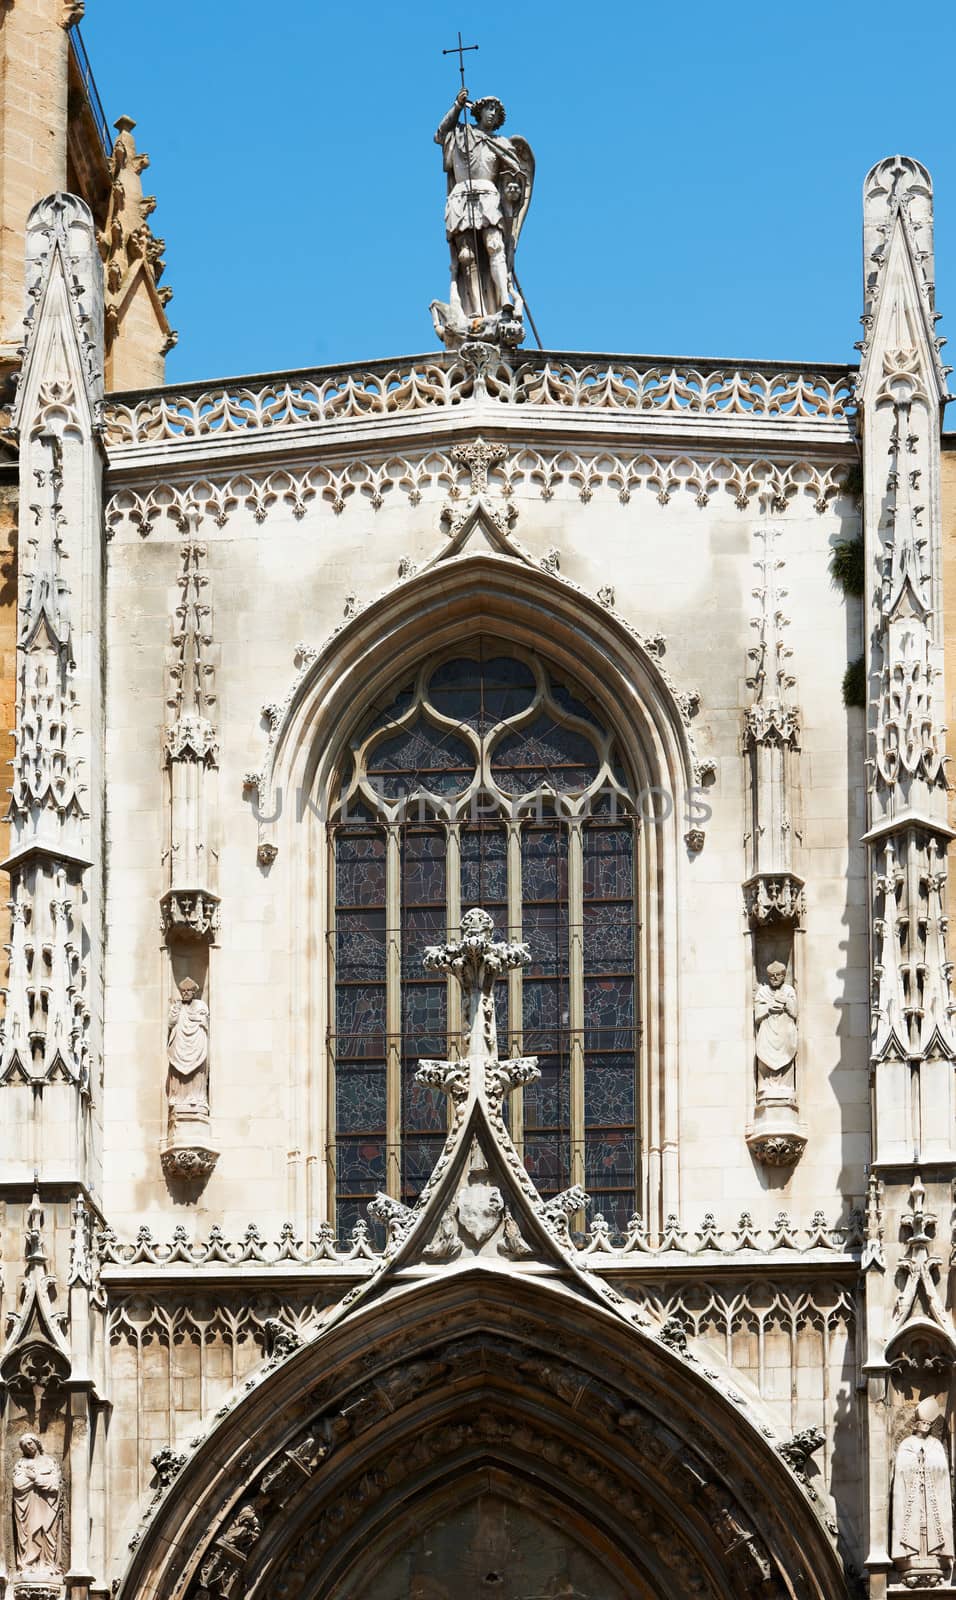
1, 7, 956, 1599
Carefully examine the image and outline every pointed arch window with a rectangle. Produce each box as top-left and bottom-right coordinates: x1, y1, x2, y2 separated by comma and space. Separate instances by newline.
329, 645, 639, 1236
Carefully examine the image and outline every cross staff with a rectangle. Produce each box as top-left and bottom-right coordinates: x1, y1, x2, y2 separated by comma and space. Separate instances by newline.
442, 29, 478, 90
441, 30, 486, 317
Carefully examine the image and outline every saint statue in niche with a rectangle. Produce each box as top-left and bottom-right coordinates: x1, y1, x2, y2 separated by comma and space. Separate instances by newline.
167, 976, 210, 1118
12, 1433, 62, 1575
432, 87, 534, 348
753, 961, 798, 1101
891, 1398, 954, 1588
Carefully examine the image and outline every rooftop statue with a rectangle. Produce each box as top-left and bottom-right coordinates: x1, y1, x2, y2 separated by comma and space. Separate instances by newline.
431, 85, 534, 351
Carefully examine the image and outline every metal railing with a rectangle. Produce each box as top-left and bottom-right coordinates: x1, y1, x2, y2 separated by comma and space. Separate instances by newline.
69, 24, 111, 157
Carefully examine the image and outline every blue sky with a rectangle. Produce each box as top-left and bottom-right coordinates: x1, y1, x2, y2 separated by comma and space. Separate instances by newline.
82, 1, 956, 385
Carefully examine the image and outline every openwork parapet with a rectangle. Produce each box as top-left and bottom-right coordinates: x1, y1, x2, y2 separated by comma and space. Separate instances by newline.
97, 1208, 862, 1269
104, 353, 857, 446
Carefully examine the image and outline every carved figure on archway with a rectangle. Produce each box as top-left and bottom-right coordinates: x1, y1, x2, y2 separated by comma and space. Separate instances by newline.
166, 976, 209, 1116
12, 1432, 62, 1575
891, 1398, 954, 1588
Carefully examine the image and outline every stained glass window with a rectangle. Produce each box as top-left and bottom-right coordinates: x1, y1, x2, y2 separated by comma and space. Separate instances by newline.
330, 647, 639, 1236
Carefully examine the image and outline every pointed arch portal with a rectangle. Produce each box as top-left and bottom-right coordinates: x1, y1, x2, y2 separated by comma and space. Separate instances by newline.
120, 906, 848, 1600
117, 1270, 849, 1600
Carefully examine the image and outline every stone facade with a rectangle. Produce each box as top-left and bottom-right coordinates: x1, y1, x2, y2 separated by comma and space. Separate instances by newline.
1, 20, 956, 1600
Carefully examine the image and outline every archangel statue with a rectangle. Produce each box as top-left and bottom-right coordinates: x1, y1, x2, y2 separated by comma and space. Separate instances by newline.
431, 87, 534, 350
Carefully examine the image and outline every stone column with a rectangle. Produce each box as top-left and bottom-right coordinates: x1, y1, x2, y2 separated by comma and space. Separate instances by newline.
857, 155, 956, 1598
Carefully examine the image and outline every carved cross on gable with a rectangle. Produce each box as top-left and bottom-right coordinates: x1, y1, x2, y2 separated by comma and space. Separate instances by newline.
416, 908, 539, 1105
453, 437, 508, 497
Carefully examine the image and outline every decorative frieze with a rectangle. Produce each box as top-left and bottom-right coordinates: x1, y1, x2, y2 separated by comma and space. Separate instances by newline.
105, 448, 854, 535
97, 1205, 861, 1269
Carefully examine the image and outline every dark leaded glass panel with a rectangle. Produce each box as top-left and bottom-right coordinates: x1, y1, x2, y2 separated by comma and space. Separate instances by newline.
402, 1058, 447, 1135
460, 823, 508, 908
583, 825, 634, 900
492, 715, 602, 795
335, 983, 387, 1050
367, 718, 474, 798
335, 828, 386, 907
402, 981, 447, 1058
402, 828, 447, 906
523, 980, 563, 1033
523, 1133, 570, 1195
523, 1056, 570, 1133
427, 655, 536, 732
585, 1131, 636, 1230
335, 1065, 387, 1133
549, 677, 608, 734
361, 684, 415, 735
522, 906, 569, 977
402, 826, 446, 982
583, 903, 634, 974
335, 909, 387, 984
402, 1133, 447, 1201
334, 1137, 386, 1194
521, 824, 569, 906
583, 976, 635, 1051
583, 819, 636, 1220
584, 1054, 635, 1128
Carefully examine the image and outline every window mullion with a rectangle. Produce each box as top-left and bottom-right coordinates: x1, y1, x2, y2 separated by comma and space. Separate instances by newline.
568, 818, 585, 1191
507, 816, 524, 1153
385, 823, 402, 1197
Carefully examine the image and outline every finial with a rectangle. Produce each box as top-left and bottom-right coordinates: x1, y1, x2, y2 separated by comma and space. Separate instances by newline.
417, 908, 538, 1108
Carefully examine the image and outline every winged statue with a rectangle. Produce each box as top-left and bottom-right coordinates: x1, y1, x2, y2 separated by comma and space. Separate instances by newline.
431, 87, 535, 350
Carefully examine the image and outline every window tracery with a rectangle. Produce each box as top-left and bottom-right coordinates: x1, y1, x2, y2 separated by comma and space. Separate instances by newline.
329, 645, 639, 1235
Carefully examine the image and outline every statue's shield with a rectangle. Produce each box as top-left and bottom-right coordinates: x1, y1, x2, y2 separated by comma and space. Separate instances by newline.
457, 1183, 504, 1246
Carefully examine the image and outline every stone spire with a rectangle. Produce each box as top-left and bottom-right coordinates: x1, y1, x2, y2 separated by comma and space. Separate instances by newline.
99, 115, 176, 387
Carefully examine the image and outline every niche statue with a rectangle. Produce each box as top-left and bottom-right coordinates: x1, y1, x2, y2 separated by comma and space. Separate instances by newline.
753, 961, 798, 1101
167, 976, 210, 1119
12, 1433, 62, 1575
891, 1398, 954, 1589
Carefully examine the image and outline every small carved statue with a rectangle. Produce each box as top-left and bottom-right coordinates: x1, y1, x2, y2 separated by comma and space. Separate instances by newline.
12, 1432, 63, 1575
167, 976, 210, 1117
197, 1503, 261, 1597
891, 1399, 954, 1588
753, 961, 798, 1099
432, 87, 534, 348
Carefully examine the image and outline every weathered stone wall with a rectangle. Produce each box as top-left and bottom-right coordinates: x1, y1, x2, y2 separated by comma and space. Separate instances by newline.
0, 1, 70, 355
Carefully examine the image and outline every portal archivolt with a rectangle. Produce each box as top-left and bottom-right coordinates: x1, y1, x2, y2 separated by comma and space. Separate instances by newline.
118, 1275, 849, 1600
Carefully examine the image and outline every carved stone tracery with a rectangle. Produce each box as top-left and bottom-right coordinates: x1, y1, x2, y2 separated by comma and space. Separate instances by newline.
102, 356, 857, 447
105, 447, 855, 536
